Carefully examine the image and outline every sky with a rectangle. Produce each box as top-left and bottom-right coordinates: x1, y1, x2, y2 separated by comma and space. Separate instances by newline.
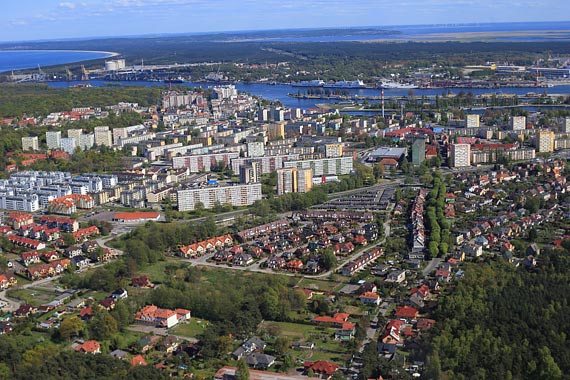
3, 0, 570, 42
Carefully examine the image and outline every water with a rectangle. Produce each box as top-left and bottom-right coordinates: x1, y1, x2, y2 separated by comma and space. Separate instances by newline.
0, 50, 115, 73
47, 80, 570, 110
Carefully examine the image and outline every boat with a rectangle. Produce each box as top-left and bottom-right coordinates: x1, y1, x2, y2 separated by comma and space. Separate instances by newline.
164, 76, 186, 83
379, 81, 418, 89
291, 80, 325, 87
323, 80, 366, 89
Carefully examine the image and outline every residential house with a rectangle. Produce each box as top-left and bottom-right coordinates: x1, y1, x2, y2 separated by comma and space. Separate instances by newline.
75, 340, 101, 354
386, 269, 406, 283
303, 361, 340, 379
359, 292, 381, 306
394, 306, 419, 322
246, 353, 276, 369
132, 276, 153, 288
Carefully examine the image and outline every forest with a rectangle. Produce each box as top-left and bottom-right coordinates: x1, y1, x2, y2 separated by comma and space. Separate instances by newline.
0, 84, 162, 118
424, 241, 570, 380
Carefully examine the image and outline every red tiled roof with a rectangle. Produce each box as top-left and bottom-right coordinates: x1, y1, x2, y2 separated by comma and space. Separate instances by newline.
113, 212, 159, 221
76, 340, 100, 353
394, 306, 419, 319
131, 355, 147, 366
304, 361, 339, 376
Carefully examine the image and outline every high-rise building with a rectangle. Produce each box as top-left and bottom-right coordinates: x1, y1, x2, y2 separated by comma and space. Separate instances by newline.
79, 134, 94, 151
247, 141, 265, 158
267, 123, 285, 140
563, 117, 570, 134
449, 143, 471, 167
21, 136, 39, 151
258, 108, 270, 122
537, 130, 555, 153
113, 127, 128, 146
60, 137, 77, 155
239, 161, 261, 184
297, 168, 313, 193
466, 114, 480, 128
412, 137, 426, 166
94, 126, 113, 147
67, 129, 83, 143
272, 107, 285, 122
46, 131, 62, 150
276, 168, 298, 195
324, 144, 343, 158
509, 116, 526, 131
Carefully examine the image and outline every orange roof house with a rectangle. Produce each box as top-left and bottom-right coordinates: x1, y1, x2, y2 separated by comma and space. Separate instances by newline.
131, 355, 148, 366
75, 340, 101, 354
304, 361, 340, 378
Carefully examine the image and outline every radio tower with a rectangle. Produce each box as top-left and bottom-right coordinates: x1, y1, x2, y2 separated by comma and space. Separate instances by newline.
381, 88, 385, 119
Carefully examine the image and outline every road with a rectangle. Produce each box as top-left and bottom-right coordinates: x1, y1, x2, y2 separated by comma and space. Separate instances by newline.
422, 258, 442, 277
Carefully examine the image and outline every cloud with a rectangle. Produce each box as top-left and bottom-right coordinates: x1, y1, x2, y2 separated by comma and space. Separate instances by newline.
58, 2, 77, 8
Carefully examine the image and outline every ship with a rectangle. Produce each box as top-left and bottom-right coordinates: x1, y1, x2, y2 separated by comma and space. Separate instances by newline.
379, 80, 418, 89
323, 80, 366, 89
291, 79, 325, 87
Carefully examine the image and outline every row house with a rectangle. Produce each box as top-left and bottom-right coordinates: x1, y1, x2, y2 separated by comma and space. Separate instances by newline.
8, 235, 46, 250
178, 234, 233, 258
237, 219, 290, 242
39, 215, 79, 232
25, 259, 71, 280
21, 251, 41, 266
72, 226, 100, 242
340, 248, 383, 276
7, 212, 34, 230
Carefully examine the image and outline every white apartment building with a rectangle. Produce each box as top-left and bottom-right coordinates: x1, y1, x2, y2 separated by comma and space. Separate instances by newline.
177, 183, 262, 211
173, 152, 240, 172
60, 137, 77, 155
94, 126, 113, 146
247, 141, 265, 158
466, 114, 480, 128
449, 143, 471, 167
283, 157, 353, 176
46, 131, 62, 150
509, 116, 526, 131
21, 136, 39, 151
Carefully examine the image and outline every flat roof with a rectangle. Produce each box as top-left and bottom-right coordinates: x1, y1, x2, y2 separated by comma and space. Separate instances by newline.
369, 147, 407, 159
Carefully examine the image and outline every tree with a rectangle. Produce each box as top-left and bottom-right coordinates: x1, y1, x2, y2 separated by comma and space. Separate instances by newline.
274, 336, 291, 356
281, 353, 294, 373
321, 250, 337, 271
235, 358, 250, 380
59, 316, 85, 340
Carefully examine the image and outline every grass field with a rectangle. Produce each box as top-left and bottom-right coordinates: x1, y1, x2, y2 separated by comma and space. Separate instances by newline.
170, 318, 209, 338
7, 287, 56, 306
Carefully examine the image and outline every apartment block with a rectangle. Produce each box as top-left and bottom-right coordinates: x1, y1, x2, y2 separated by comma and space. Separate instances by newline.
466, 114, 480, 128
172, 152, 239, 172
449, 143, 471, 167
247, 141, 265, 158
297, 168, 313, 193
177, 183, 262, 211
239, 161, 262, 184
231, 154, 299, 175
324, 144, 343, 158
509, 116, 526, 131
46, 131, 62, 150
267, 123, 285, 140
412, 137, 426, 166
94, 126, 113, 147
283, 157, 354, 176
21, 136, 39, 151
536, 130, 555, 153
60, 138, 77, 155
276, 168, 298, 195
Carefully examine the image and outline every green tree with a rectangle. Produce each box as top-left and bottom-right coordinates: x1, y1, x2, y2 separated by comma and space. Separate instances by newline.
59, 316, 85, 340
235, 358, 250, 380
321, 250, 337, 271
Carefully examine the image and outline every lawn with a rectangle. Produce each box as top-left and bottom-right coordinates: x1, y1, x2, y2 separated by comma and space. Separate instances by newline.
7, 287, 56, 306
170, 318, 209, 338
260, 321, 333, 341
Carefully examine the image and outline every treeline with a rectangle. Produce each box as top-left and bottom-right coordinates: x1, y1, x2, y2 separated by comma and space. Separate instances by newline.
0, 84, 161, 118
0, 339, 167, 380
426, 175, 451, 257
425, 245, 570, 380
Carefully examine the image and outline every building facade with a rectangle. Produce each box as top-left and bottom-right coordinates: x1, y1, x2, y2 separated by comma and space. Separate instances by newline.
449, 143, 471, 167
177, 184, 262, 211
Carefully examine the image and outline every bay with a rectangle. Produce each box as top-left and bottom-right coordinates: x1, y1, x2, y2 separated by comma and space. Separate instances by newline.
0, 50, 115, 73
